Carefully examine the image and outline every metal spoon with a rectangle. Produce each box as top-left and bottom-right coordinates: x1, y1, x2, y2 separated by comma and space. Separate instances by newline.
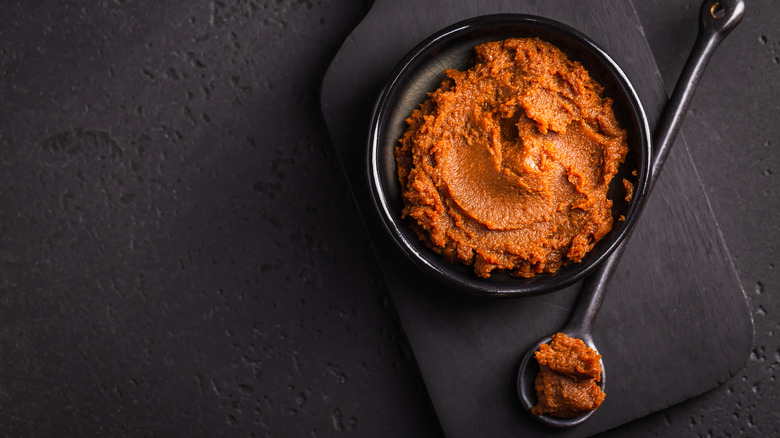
516, 0, 745, 427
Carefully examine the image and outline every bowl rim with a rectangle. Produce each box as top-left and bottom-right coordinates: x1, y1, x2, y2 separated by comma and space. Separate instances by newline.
366, 13, 652, 297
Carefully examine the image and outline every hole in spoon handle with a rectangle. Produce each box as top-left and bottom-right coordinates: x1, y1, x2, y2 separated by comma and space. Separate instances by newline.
710, 3, 726, 18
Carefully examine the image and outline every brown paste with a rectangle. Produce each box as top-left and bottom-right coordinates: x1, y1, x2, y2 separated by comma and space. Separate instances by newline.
395, 38, 629, 278
532, 333, 605, 418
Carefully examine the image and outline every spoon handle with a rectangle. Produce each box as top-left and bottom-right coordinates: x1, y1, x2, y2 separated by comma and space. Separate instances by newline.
565, 243, 625, 339
649, 0, 745, 192
567, 0, 745, 338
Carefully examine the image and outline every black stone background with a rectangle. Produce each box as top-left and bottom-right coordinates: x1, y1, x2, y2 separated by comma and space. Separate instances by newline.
0, 0, 776, 437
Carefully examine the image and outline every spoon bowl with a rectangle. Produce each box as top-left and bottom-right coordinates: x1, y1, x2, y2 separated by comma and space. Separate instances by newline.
517, 331, 604, 428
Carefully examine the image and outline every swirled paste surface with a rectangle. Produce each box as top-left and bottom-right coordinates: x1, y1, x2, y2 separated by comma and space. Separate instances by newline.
395, 38, 629, 278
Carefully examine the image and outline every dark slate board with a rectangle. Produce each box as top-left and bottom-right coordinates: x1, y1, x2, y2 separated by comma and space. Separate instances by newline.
320, 1, 753, 436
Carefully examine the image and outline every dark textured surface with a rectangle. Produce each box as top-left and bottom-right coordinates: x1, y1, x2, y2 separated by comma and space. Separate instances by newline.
1, 1, 438, 437
0, 1, 777, 437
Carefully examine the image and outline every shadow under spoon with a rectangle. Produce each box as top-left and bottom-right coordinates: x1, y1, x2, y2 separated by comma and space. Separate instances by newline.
516, 0, 745, 428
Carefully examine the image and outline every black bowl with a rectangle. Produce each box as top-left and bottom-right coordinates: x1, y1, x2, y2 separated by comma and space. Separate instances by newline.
367, 14, 652, 297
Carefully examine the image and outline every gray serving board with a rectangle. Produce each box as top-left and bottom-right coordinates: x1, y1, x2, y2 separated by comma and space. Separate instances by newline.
320, 1, 753, 436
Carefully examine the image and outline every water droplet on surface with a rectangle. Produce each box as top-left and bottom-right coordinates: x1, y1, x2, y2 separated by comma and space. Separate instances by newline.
330, 407, 344, 431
